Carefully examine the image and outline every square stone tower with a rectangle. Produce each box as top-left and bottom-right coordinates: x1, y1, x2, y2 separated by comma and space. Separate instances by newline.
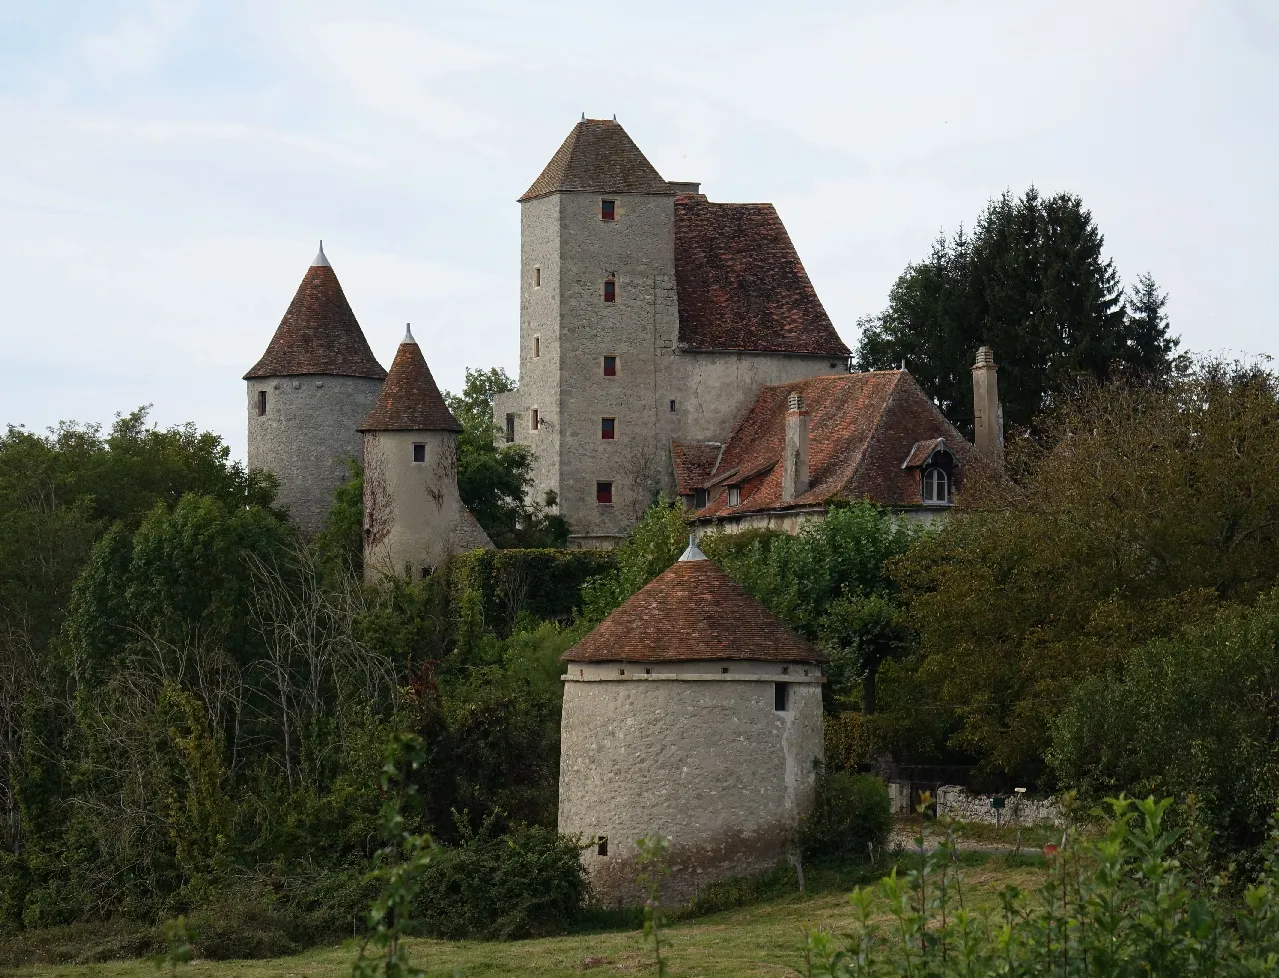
497, 119, 681, 547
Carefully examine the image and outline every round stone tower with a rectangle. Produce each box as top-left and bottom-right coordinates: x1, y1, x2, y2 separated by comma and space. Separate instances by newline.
244, 243, 387, 536
358, 326, 493, 583
559, 539, 824, 906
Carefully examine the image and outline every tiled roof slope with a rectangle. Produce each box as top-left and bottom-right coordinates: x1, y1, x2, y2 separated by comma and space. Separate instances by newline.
691, 371, 972, 518
359, 332, 462, 432
245, 257, 387, 380
671, 441, 721, 496
519, 119, 672, 201
562, 556, 821, 664
674, 196, 849, 357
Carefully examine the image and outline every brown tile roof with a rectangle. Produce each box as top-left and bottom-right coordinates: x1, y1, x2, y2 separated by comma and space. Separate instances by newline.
519, 119, 672, 202
674, 196, 850, 357
245, 250, 387, 380
671, 441, 721, 496
562, 550, 821, 664
902, 438, 947, 469
358, 330, 462, 432
690, 371, 973, 519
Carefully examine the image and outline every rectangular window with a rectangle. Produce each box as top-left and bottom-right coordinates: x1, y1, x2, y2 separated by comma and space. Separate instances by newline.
727, 486, 741, 507
601, 199, 616, 221
694, 488, 708, 509
597, 836, 609, 856
596, 481, 613, 504
534, 266, 541, 287
669, 399, 676, 413
603, 279, 616, 303
603, 355, 617, 377
256, 390, 267, 416
775, 682, 790, 712
601, 417, 615, 440
412, 443, 426, 464
533, 335, 540, 358
505, 413, 515, 444
531, 408, 540, 431
419, 566, 432, 580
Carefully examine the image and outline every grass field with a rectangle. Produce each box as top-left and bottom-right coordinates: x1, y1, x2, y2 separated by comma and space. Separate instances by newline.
10, 852, 1049, 978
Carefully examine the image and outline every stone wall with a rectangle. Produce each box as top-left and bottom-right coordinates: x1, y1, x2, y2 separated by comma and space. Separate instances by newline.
361, 429, 492, 582
559, 662, 823, 906
246, 374, 382, 536
935, 785, 1063, 827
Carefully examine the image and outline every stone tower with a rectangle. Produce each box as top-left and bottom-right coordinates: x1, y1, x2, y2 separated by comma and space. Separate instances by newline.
245, 243, 387, 535
358, 326, 493, 582
498, 119, 682, 547
559, 538, 824, 906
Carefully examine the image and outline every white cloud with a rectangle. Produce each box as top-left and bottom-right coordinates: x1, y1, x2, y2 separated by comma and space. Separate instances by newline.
79, 0, 197, 75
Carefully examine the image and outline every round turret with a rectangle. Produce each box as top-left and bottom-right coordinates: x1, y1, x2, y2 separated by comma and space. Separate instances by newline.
558, 539, 824, 905
244, 243, 387, 535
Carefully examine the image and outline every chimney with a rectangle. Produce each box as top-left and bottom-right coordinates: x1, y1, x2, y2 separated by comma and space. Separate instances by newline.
972, 346, 1003, 461
782, 392, 810, 502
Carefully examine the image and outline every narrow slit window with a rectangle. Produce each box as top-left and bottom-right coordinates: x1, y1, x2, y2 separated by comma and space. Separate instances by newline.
256, 390, 267, 416
504, 413, 515, 444
603, 355, 617, 377
774, 682, 789, 712
534, 266, 541, 287
531, 408, 540, 431
601, 199, 616, 222
597, 836, 609, 856
603, 278, 616, 303
533, 335, 541, 358
601, 417, 616, 440
412, 443, 426, 464
596, 481, 613, 504
669, 399, 676, 413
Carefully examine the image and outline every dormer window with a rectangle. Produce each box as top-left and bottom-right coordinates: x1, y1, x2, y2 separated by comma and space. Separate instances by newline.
727, 486, 741, 507
694, 488, 708, 509
601, 199, 616, 221
922, 467, 950, 504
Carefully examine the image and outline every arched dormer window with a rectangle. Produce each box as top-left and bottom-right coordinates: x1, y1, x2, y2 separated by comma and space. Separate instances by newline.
922, 466, 950, 505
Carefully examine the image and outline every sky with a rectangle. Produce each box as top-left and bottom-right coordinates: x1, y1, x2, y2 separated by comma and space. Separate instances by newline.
1, 0, 1276, 463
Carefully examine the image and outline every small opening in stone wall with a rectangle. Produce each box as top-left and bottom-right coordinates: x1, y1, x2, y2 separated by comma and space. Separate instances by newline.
419, 566, 433, 580
596, 481, 613, 504
603, 355, 617, 377
505, 413, 515, 443
603, 278, 616, 303
256, 390, 267, 416
721, 666, 729, 674
601, 199, 616, 222
782, 666, 789, 675
669, 399, 676, 413
618, 668, 625, 676
531, 408, 540, 431
645, 668, 651, 675
775, 682, 790, 712
533, 335, 541, 358
601, 417, 615, 440
597, 836, 609, 856
412, 443, 426, 464
534, 266, 541, 287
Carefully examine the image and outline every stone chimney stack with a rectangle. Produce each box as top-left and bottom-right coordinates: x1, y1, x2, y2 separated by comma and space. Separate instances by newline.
782, 392, 810, 502
972, 346, 1003, 461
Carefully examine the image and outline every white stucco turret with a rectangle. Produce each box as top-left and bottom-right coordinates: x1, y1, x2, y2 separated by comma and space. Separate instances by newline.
358, 326, 492, 582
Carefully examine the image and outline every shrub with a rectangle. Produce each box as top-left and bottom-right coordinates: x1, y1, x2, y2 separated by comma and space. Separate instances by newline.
414, 824, 588, 940
801, 773, 892, 863
448, 548, 616, 635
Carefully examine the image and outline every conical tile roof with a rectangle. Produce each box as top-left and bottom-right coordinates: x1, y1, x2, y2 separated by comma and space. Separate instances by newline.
563, 544, 821, 664
519, 118, 672, 202
244, 244, 387, 380
359, 326, 462, 433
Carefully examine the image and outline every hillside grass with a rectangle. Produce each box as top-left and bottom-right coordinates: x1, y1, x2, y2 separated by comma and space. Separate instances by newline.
10, 853, 1048, 978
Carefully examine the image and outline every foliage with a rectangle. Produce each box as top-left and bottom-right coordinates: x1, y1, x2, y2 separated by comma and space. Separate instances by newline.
800, 796, 1279, 977
578, 500, 690, 625
636, 835, 672, 978
310, 458, 365, 580
800, 773, 892, 864
448, 548, 616, 636
856, 187, 1182, 434
446, 367, 568, 548
414, 819, 588, 940
1049, 592, 1279, 859
886, 360, 1279, 785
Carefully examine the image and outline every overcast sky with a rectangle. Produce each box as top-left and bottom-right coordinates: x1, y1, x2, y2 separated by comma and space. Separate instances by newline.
2, 0, 1275, 462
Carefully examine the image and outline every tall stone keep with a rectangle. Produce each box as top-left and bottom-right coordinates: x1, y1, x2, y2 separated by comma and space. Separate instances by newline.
358, 327, 492, 582
971, 345, 1003, 461
497, 118, 682, 547
559, 538, 825, 906
245, 244, 387, 535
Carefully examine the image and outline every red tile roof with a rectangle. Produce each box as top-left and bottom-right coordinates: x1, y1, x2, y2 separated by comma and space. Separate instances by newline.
519, 119, 672, 202
674, 196, 849, 357
562, 552, 821, 664
689, 371, 973, 519
359, 333, 461, 432
671, 441, 721, 496
245, 258, 387, 380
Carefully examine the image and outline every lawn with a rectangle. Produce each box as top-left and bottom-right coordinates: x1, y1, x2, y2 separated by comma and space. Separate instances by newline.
10, 854, 1048, 978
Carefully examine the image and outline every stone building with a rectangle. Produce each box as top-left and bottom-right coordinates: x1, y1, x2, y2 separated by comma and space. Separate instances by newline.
358, 326, 493, 581
559, 538, 824, 905
495, 119, 850, 548
244, 243, 387, 536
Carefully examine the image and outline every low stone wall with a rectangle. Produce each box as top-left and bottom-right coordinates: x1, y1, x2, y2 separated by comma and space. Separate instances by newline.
935, 785, 1063, 827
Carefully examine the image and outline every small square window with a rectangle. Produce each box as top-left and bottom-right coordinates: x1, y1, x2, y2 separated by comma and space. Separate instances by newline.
603, 355, 617, 377
727, 486, 741, 507
596, 481, 613, 504
419, 565, 432, 580
601, 417, 616, 440
531, 408, 540, 431
775, 682, 790, 712
721, 666, 729, 674
505, 413, 515, 444
603, 279, 616, 303
533, 335, 540, 358
644, 668, 651, 675
669, 399, 676, 413
597, 836, 609, 856
601, 199, 616, 221
256, 390, 267, 416
534, 266, 541, 287
412, 443, 426, 464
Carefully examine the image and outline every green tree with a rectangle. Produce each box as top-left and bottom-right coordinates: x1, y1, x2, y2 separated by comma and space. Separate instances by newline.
856, 188, 1181, 434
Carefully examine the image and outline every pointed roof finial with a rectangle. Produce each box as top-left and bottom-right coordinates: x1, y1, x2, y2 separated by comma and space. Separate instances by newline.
678, 534, 706, 562
403, 322, 416, 343
581, 111, 585, 121
312, 239, 330, 267
612, 113, 617, 121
